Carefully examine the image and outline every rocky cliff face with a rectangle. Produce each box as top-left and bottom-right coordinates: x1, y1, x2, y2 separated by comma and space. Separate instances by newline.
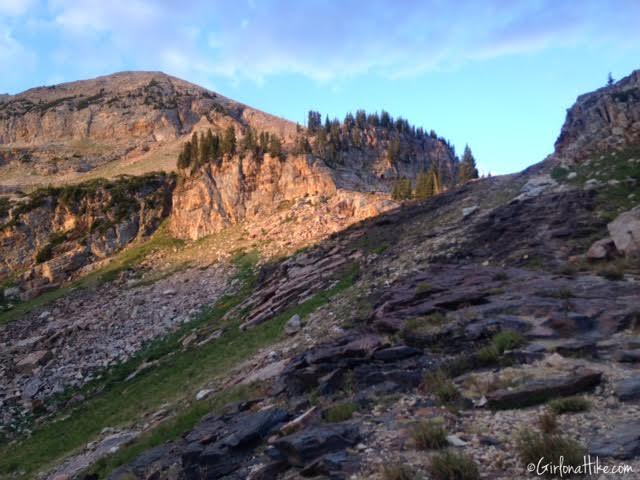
554, 70, 640, 163
0, 173, 173, 297
169, 152, 397, 240
0, 72, 295, 186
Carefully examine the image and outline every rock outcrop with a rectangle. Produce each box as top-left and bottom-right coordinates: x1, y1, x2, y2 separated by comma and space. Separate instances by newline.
554, 70, 640, 163
0, 173, 173, 293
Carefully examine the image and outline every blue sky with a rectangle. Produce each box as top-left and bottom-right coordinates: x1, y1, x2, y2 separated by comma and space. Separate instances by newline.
1, 0, 639, 174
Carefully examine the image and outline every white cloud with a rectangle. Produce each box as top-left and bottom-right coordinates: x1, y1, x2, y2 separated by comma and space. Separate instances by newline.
7, 0, 640, 88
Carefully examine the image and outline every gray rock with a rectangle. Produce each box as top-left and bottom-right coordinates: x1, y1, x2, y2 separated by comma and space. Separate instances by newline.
608, 206, 640, 256
274, 424, 360, 467
462, 206, 479, 218
587, 237, 617, 260
614, 377, 640, 401
487, 369, 602, 410
615, 350, 640, 363
3, 286, 20, 299
285, 314, 302, 335
590, 421, 640, 459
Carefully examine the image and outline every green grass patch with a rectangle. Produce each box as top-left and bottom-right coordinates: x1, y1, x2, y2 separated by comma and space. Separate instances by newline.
85, 384, 258, 478
548, 396, 590, 415
324, 402, 359, 423
552, 146, 640, 220
491, 329, 525, 353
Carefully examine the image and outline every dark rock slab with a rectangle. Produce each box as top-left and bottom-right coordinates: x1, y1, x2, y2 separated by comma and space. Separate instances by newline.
614, 377, 640, 402
555, 339, 599, 358
590, 421, 640, 459
299, 450, 360, 478
615, 350, 640, 363
274, 424, 360, 467
372, 345, 422, 362
487, 369, 602, 410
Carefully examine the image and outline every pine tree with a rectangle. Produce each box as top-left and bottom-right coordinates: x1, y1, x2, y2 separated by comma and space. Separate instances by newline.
607, 72, 615, 86
221, 126, 236, 156
388, 134, 402, 163
391, 178, 412, 200
307, 111, 322, 133
414, 170, 434, 199
268, 135, 284, 160
458, 145, 479, 184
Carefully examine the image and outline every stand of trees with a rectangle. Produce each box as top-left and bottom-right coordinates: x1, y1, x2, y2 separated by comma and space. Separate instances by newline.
177, 127, 285, 174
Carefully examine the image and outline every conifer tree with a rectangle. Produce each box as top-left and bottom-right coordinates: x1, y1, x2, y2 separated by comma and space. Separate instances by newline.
414, 170, 434, 199
268, 135, 284, 160
221, 126, 236, 156
391, 178, 412, 200
458, 145, 479, 184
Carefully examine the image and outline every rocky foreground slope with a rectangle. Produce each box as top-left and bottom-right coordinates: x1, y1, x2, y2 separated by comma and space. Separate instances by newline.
0, 70, 639, 480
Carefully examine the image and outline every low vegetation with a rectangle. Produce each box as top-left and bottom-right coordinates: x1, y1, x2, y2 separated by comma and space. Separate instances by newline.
516, 430, 585, 478
381, 462, 418, 480
537, 411, 559, 434
0, 250, 360, 477
423, 370, 460, 404
429, 451, 480, 480
324, 402, 359, 423
412, 418, 449, 450
548, 396, 591, 415
551, 146, 640, 220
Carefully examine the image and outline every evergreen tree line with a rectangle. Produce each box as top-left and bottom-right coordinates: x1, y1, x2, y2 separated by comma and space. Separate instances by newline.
301, 109, 457, 166
177, 126, 285, 174
391, 145, 479, 201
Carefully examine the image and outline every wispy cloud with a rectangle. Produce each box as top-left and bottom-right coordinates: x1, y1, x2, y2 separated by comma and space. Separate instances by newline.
3, 0, 640, 90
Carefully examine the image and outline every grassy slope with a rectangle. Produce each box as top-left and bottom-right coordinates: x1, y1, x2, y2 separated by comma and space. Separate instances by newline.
551, 146, 640, 220
0, 246, 359, 478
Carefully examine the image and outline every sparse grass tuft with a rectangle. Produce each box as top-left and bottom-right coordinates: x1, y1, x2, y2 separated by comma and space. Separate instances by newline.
548, 396, 590, 415
597, 267, 625, 281
429, 450, 480, 480
537, 411, 558, 434
423, 370, 460, 404
381, 462, 418, 480
516, 430, 585, 478
412, 419, 448, 450
491, 329, 525, 354
324, 402, 358, 423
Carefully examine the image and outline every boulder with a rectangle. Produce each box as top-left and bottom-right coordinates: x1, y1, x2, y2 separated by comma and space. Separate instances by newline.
615, 350, 640, 363
590, 421, 640, 459
586, 237, 617, 260
614, 377, 640, 402
285, 314, 302, 335
16, 350, 52, 374
487, 369, 602, 410
607, 206, 640, 256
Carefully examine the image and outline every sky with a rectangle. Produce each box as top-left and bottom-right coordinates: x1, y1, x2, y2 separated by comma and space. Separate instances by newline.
1, 1, 639, 174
